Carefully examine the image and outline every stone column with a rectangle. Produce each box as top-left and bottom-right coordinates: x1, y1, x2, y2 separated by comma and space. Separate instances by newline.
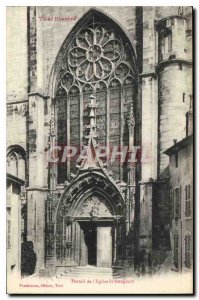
27, 6, 51, 274
139, 181, 153, 273
138, 7, 158, 274
27, 92, 49, 273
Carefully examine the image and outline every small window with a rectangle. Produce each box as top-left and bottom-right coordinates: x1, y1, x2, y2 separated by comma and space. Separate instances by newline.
33, 202, 36, 241
174, 234, 179, 269
44, 99, 48, 115
175, 152, 178, 168
185, 185, 191, 217
185, 235, 191, 268
179, 64, 182, 70
170, 190, 174, 219
168, 33, 172, 52
7, 220, 11, 249
175, 187, 181, 218
47, 200, 53, 222
183, 93, 186, 103
21, 219, 24, 234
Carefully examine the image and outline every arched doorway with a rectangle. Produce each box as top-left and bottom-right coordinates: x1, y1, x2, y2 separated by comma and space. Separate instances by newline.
73, 193, 115, 268
54, 173, 126, 269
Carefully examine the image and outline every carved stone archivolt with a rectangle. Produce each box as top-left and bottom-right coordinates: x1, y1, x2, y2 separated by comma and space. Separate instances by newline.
55, 172, 125, 222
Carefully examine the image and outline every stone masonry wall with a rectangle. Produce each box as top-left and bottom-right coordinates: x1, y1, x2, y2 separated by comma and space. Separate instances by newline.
7, 7, 28, 103
7, 7, 28, 151
158, 65, 191, 175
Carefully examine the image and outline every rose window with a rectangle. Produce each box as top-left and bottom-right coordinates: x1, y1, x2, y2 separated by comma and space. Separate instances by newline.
68, 26, 123, 83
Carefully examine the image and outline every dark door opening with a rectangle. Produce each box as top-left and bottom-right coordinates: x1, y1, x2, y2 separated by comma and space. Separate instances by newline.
82, 223, 97, 266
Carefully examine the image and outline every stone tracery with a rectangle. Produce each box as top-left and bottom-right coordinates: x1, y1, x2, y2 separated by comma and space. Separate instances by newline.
55, 19, 138, 183
56, 23, 137, 95
68, 26, 123, 83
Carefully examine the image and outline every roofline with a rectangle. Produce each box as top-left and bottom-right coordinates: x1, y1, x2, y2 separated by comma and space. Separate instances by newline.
164, 135, 193, 156
6, 173, 25, 185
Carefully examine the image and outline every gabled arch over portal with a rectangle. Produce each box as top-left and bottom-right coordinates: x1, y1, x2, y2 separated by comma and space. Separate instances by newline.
55, 170, 126, 224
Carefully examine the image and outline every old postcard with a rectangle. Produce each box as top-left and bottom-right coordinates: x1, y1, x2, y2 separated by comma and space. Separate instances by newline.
6, 6, 193, 294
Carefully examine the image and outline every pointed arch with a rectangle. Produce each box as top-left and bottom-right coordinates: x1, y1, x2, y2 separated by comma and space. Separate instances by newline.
95, 80, 107, 92
68, 84, 80, 95
55, 170, 125, 222
53, 169, 126, 265
68, 85, 81, 175
7, 144, 26, 159
108, 77, 122, 89
7, 145, 26, 182
51, 7, 139, 184
61, 72, 75, 91
82, 82, 94, 93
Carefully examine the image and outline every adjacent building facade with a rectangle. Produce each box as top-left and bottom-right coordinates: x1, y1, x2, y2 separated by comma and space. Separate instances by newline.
165, 104, 193, 273
6, 6, 193, 276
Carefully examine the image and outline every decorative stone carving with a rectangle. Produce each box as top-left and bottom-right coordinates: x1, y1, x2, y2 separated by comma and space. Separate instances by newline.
128, 102, 135, 128
46, 191, 61, 221
115, 63, 130, 80
56, 172, 125, 220
68, 26, 122, 83
55, 23, 136, 94
90, 203, 99, 217
49, 115, 56, 137
64, 181, 70, 187
50, 168, 56, 177
56, 85, 67, 97
69, 85, 79, 95
77, 195, 112, 218
61, 72, 74, 89
19, 190, 26, 205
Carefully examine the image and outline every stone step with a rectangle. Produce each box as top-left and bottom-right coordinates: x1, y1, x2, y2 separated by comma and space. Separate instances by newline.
70, 271, 112, 275
60, 273, 112, 278
63, 269, 112, 274
57, 265, 113, 278
64, 269, 112, 273
60, 268, 111, 271
74, 267, 112, 272
56, 265, 131, 279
